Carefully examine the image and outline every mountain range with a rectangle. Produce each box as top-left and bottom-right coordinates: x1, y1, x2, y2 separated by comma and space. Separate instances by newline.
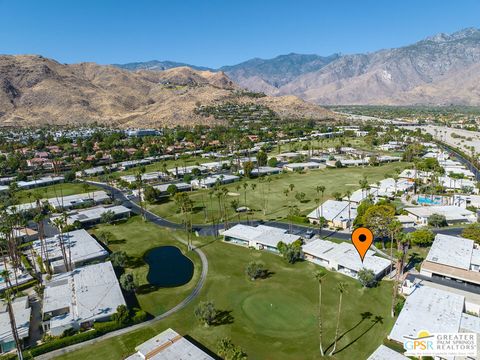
117, 28, 480, 106
0, 55, 333, 127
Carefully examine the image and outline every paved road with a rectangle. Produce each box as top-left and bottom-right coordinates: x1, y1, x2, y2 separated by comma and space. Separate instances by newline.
37, 182, 209, 360
89, 181, 465, 240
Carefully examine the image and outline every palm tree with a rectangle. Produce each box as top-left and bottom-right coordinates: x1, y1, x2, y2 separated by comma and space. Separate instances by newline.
391, 250, 404, 318
2, 288, 23, 360
330, 282, 348, 355
345, 190, 352, 230
315, 186, 326, 236
314, 269, 327, 356
243, 182, 248, 207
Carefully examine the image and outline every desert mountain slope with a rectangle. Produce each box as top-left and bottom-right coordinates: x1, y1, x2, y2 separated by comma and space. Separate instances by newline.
0, 55, 334, 127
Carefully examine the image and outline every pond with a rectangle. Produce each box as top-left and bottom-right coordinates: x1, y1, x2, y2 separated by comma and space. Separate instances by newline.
144, 246, 194, 287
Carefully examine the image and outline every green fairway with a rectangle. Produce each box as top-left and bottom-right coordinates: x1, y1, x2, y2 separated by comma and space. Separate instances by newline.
148, 161, 411, 224
89, 216, 202, 316
16, 182, 100, 203
56, 233, 396, 360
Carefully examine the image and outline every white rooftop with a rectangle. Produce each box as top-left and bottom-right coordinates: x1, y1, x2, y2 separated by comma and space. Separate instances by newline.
33, 229, 108, 270
405, 205, 475, 222
61, 205, 130, 224
307, 200, 357, 222
389, 284, 465, 343
426, 234, 475, 270
43, 262, 126, 325
11, 191, 110, 212
302, 239, 391, 276
17, 175, 64, 189
367, 345, 409, 360
126, 328, 214, 360
0, 297, 31, 343
223, 224, 300, 248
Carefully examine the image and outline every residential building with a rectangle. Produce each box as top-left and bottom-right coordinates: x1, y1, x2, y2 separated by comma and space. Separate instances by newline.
307, 200, 357, 229
190, 174, 239, 189
420, 234, 480, 286
126, 328, 214, 360
42, 262, 126, 336
55, 205, 131, 227
17, 176, 64, 190
33, 229, 108, 273
302, 239, 390, 279
10, 191, 110, 213
0, 297, 31, 354
389, 283, 480, 344
223, 224, 301, 253
404, 205, 476, 225
367, 345, 409, 360
283, 162, 321, 171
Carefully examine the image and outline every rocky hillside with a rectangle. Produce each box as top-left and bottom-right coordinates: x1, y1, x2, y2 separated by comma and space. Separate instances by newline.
0, 55, 335, 127
277, 28, 480, 105
117, 28, 480, 106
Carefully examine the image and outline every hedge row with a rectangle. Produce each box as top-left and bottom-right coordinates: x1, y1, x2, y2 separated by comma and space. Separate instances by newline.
26, 310, 147, 357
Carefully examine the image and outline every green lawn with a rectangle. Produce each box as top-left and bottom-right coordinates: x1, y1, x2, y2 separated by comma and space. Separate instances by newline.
148, 162, 411, 224
106, 156, 213, 179
89, 216, 202, 316
16, 182, 100, 203
57, 230, 396, 360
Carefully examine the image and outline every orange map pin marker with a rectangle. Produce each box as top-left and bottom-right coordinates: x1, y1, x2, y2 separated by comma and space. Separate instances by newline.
351, 227, 374, 262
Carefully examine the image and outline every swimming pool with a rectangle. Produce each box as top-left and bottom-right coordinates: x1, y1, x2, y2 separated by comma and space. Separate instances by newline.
417, 196, 442, 205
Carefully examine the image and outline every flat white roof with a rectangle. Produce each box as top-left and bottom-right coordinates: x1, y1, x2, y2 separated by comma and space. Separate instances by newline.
367, 345, 409, 360
426, 234, 475, 270
62, 205, 130, 224
223, 224, 300, 248
11, 191, 110, 212
33, 229, 108, 269
17, 175, 64, 189
127, 328, 214, 360
389, 284, 464, 343
405, 205, 474, 221
307, 200, 357, 222
0, 297, 31, 343
302, 239, 390, 276
43, 262, 126, 324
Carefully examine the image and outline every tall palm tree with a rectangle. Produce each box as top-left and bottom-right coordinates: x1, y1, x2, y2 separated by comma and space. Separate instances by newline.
314, 269, 327, 356
2, 288, 23, 360
330, 282, 348, 355
315, 186, 326, 236
391, 249, 404, 318
345, 190, 352, 230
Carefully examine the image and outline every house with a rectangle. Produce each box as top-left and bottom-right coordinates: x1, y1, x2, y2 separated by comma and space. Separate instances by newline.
223, 224, 301, 253
42, 262, 126, 336
17, 176, 64, 190
125, 328, 214, 360
367, 345, 409, 360
32, 229, 108, 273
190, 174, 239, 189
388, 283, 480, 346
10, 191, 111, 213
120, 172, 167, 184
75, 165, 117, 178
420, 234, 480, 286
307, 200, 357, 229
0, 297, 31, 354
372, 178, 414, 198
404, 205, 476, 225
343, 188, 378, 204
56, 205, 131, 227
283, 162, 321, 171
0, 260, 33, 293
302, 239, 390, 279
239, 166, 281, 177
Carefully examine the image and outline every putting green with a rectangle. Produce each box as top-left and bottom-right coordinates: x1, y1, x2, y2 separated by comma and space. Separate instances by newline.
240, 288, 316, 338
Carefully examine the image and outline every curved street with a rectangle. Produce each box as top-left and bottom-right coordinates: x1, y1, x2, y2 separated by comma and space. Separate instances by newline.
36, 182, 209, 360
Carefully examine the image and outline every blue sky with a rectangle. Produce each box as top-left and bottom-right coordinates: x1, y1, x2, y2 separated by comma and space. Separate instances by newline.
1, 0, 479, 68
